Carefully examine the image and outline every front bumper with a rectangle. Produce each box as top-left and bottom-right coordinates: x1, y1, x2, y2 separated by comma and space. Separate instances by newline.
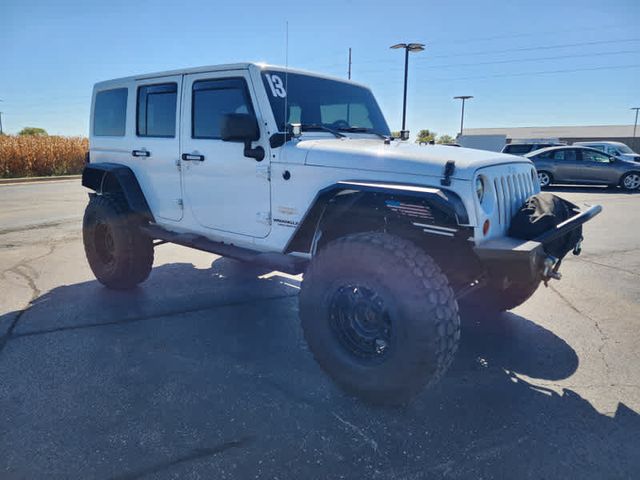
474, 204, 602, 283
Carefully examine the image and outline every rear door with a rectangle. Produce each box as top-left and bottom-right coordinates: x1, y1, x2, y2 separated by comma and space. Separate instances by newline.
131, 76, 183, 221
550, 148, 582, 182
180, 70, 271, 237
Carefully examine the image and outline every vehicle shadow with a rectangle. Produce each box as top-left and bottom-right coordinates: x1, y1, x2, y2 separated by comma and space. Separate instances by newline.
0, 259, 638, 479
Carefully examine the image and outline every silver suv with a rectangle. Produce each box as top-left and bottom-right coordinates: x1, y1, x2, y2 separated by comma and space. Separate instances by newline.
573, 141, 640, 163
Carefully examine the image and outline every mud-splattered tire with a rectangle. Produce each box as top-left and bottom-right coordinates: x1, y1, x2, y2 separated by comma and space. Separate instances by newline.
299, 232, 460, 405
83, 194, 154, 289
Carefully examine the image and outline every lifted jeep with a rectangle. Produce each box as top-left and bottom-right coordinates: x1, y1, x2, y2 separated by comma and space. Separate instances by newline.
82, 63, 601, 404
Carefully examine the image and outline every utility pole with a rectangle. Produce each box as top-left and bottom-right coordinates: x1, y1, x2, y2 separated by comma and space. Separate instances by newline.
348, 48, 352, 80
631, 107, 640, 138
454, 95, 473, 137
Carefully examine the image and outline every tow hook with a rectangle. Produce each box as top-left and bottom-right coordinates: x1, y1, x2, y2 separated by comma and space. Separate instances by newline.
542, 255, 562, 286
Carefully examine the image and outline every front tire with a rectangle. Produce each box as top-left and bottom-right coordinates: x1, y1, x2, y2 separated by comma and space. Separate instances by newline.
620, 172, 640, 191
299, 232, 460, 405
537, 171, 552, 188
83, 194, 154, 289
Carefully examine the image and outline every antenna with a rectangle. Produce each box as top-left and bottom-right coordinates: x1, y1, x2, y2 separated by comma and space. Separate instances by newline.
348, 48, 352, 79
283, 20, 289, 134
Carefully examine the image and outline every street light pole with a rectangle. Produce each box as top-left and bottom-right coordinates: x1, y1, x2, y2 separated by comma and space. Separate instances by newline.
390, 42, 425, 140
454, 95, 473, 137
631, 107, 640, 138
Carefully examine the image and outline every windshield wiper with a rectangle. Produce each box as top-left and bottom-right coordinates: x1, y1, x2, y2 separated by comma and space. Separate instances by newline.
299, 124, 346, 138
337, 127, 392, 141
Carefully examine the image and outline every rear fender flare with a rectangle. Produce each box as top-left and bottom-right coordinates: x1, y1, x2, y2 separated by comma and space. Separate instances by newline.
82, 163, 153, 221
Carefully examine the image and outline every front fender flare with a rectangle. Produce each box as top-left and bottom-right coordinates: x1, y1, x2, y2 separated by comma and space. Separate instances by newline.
284, 180, 469, 254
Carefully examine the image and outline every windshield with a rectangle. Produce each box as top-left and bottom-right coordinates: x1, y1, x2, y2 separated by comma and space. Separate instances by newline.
261, 70, 391, 136
616, 144, 634, 154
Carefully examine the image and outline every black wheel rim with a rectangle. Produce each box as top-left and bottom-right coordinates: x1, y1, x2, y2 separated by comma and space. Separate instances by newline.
94, 222, 116, 267
329, 285, 392, 362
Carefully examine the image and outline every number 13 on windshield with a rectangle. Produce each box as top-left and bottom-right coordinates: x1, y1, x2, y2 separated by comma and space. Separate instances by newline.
265, 74, 287, 98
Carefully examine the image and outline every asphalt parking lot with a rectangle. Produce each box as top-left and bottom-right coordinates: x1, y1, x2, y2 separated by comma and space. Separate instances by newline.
1, 180, 639, 479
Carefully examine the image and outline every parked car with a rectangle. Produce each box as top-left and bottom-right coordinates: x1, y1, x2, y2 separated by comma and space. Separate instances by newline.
573, 141, 640, 163
502, 142, 565, 155
526, 146, 640, 190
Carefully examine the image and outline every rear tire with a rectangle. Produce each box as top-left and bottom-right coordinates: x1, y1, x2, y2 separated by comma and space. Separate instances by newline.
299, 232, 460, 405
83, 194, 154, 289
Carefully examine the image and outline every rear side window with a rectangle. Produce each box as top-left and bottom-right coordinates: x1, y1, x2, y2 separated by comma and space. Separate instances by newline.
192, 78, 254, 139
505, 144, 533, 154
93, 88, 128, 136
137, 83, 177, 137
552, 149, 577, 161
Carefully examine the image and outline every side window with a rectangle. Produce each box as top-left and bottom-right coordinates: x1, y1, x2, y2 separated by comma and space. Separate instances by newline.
137, 83, 177, 137
604, 145, 618, 155
94, 88, 127, 136
506, 144, 533, 154
552, 149, 576, 161
192, 78, 254, 139
582, 150, 610, 163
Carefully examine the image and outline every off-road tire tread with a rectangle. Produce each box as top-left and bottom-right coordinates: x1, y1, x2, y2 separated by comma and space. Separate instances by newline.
299, 232, 460, 404
83, 194, 154, 289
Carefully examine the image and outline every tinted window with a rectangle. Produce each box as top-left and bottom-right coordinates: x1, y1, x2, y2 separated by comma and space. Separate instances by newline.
137, 83, 177, 137
192, 78, 254, 139
552, 149, 577, 161
505, 144, 533, 154
94, 88, 127, 136
261, 71, 390, 135
582, 150, 611, 163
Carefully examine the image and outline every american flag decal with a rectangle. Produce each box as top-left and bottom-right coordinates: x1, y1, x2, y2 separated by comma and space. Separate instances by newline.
385, 200, 434, 220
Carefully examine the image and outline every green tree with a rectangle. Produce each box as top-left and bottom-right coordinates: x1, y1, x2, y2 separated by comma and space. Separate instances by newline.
415, 129, 436, 144
18, 127, 48, 136
436, 134, 455, 144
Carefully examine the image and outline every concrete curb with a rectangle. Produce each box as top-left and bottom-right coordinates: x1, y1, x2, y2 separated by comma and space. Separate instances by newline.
0, 175, 81, 186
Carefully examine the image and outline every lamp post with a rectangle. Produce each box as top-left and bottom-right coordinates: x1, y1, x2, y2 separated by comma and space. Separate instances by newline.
390, 43, 425, 140
631, 107, 640, 138
454, 95, 473, 137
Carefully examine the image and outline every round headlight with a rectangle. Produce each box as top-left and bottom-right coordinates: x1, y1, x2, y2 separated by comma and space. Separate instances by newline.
475, 176, 485, 203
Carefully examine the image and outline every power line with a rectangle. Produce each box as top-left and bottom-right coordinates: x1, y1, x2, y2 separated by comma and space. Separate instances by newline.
418, 38, 640, 60
414, 49, 638, 69
425, 63, 640, 82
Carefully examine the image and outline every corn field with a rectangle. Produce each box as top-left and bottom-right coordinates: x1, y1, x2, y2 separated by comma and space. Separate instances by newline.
0, 135, 88, 178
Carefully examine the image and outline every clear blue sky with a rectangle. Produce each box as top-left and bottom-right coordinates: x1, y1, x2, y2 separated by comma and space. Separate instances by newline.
1, 0, 639, 138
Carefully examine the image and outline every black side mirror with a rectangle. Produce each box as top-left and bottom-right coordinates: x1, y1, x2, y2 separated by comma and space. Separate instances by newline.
220, 113, 264, 161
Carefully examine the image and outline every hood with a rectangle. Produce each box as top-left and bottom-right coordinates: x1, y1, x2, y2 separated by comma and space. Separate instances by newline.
619, 153, 640, 162
300, 137, 532, 180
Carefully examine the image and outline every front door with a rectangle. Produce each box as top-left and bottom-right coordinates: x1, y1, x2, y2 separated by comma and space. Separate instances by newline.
181, 70, 271, 238
579, 149, 618, 184
132, 76, 183, 221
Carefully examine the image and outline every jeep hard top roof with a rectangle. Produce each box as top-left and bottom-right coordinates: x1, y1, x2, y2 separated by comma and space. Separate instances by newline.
93, 63, 369, 90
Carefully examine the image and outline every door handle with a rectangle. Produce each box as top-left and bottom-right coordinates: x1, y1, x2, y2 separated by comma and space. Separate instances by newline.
181, 153, 205, 162
132, 150, 150, 157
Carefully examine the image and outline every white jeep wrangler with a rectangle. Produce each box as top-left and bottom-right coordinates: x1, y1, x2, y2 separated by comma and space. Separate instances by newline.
82, 63, 601, 404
